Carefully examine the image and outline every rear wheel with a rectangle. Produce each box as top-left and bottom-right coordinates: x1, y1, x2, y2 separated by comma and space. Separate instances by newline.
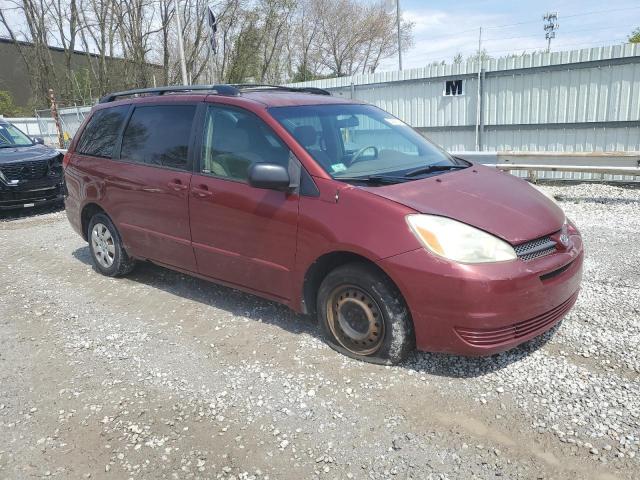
88, 213, 135, 277
317, 262, 414, 365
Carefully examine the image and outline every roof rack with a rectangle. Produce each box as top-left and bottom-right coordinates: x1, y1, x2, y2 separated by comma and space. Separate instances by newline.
98, 84, 241, 103
231, 84, 332, 96
98, 83, 331, 104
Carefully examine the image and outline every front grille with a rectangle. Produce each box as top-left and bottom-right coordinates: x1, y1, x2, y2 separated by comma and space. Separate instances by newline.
0, 159, 50, 180
455, 291, 579, 347
514, 235, 557, 261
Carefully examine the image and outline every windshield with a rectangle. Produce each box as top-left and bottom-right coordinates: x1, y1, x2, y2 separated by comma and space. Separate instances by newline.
269, 104, 462, 180
0, 123, 34, 148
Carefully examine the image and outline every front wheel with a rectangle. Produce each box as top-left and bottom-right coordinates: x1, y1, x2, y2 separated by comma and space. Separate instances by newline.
317, 262, 414, 365
88, 213, 135, 277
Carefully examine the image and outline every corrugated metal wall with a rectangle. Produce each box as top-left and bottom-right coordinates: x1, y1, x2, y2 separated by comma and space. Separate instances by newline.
288, 44, 640, 153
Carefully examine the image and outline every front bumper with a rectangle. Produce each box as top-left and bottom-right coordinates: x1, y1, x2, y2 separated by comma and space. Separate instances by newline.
0, 177, 65, 210
381, 234, 584, 356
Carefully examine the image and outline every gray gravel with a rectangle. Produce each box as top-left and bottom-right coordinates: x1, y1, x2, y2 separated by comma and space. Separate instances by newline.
0, 182, 638, 479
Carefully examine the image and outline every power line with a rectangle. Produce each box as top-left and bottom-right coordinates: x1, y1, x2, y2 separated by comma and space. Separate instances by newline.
483, 19, 541, 30
480, 5, 640, 31
483, 24, 639, 42
562, 6, 640, 19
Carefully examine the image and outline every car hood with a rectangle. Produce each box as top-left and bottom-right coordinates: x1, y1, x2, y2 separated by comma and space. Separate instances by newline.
360, 164, 565, 244
0, 144, 59, 164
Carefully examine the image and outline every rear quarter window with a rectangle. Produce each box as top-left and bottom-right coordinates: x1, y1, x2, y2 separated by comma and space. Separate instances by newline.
76, 105, 129, 158
120, 105, 196, 170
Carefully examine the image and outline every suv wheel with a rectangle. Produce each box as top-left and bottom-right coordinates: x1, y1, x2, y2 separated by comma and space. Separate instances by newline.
88, 213, 135, 277
317, 262, 414, 365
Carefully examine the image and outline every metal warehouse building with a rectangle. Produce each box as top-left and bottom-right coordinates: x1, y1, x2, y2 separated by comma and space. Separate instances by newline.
289, 44, 640, 153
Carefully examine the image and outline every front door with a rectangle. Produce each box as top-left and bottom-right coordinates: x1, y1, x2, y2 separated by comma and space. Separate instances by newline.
189, 104, 299, 300
111, 103, 198, 271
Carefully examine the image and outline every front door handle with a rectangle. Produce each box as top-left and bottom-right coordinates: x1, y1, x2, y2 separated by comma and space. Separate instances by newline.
192, 184, 213, 198
168, 179, 188, 191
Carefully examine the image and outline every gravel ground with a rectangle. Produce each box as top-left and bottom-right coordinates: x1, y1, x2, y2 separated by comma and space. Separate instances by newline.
0, 183, 638, 480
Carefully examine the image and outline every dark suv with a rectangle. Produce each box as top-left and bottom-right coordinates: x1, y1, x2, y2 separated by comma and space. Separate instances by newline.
64, 84, 583, 365
0, 119, 64, 210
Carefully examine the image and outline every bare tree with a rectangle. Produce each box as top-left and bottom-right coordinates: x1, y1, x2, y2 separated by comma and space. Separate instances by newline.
358, 2, 413, 74
254, 0, 295, 82
157, 0, 174, 84
2, 0, 414, 107
288, 0, 322, 81
113, 0, 159, 87
50, 0, 81, 101
78, 0, 122, 93
310, 0, 412, 77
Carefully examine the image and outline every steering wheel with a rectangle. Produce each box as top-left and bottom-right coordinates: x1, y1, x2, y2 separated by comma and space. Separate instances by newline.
350, 145, 378, 164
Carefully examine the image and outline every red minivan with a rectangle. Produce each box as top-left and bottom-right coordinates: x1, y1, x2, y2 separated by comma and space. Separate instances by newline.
64, 84, 583, 364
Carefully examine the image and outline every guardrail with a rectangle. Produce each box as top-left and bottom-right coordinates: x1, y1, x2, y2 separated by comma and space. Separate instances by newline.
453, 151, 640, 182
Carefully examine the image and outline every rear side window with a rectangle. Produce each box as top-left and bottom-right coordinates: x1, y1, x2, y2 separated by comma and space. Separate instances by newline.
120, 105, 196, 170
76, 105, 128, 158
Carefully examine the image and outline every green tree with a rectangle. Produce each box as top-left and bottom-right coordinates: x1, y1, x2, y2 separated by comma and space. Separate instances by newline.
630, 28, 640, 43
225, 19, 262, 83
0, 91, 25, 117
290, 65, 333, 83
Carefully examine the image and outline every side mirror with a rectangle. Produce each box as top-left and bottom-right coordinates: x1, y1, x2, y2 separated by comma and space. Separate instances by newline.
33, 137, 45, 145
247, 163, 291, 191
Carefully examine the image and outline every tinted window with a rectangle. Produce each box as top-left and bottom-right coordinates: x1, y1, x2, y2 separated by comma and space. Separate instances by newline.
201, 105, 290, 181
76, 106, 128, 158
120, 105, 195, 170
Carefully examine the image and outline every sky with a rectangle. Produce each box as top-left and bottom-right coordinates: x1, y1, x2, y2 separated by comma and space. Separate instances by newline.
379, 0, 640, 71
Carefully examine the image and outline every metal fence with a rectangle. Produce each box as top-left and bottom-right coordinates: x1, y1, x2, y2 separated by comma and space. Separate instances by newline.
35, 105, 91, 147
3, 116, 58, 146
4, 105, 91, 148
288, 43, 640, 154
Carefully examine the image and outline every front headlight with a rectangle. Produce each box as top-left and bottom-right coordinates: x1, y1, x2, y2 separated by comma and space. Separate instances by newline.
406, 214, 517, 263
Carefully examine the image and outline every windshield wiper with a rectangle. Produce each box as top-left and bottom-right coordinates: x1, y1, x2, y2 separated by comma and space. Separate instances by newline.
334, 174, 409, 185
403, 164, 468, 177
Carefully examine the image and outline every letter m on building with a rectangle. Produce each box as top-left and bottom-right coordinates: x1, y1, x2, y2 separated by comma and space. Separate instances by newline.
444, 79, 463, 96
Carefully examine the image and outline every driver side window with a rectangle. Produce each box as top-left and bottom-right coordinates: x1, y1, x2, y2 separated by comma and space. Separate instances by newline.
201, 105, 291, 182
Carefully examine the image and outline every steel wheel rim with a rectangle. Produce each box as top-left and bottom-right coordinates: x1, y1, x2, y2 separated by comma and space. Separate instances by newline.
326, 285, 384, 356
91, 223, 115, 269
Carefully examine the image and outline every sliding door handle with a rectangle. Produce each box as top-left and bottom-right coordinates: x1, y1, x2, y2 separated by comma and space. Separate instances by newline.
192, 185, 213, 198
168, 179, 188, 191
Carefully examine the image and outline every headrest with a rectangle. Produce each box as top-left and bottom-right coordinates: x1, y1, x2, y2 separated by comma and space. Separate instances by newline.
293, 125, 317, 148
214, 115, 249, 153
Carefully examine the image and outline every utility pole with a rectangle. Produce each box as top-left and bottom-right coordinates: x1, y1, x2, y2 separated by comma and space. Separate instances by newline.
475, 27, 482, 151
175, 0, 188, 85
48, 89, 64, 149
396, 0, 402, 71
543, 12, 559, 52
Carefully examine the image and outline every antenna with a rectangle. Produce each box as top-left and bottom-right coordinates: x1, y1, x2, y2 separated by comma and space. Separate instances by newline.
543, 12, 559, 52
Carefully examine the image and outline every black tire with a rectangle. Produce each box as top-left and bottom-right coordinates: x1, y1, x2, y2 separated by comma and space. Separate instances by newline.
317, 262, 415, 365
87, 212, 136, 277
